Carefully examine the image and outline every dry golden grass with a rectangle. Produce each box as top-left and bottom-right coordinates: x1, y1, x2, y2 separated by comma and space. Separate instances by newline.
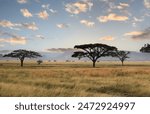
0, 61, 150, 97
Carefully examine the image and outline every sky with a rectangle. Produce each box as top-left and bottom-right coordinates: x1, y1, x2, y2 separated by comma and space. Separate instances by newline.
0, 0, 150, 52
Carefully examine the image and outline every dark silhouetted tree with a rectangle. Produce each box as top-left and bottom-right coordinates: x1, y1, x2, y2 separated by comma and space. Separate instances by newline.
72, 43, 117, 67
140, 44, 150, 53
112, 50, 130, 66
3, 49, 42, 67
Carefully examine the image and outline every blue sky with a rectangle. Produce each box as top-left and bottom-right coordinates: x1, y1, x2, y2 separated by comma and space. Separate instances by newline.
0, 0, 150, 52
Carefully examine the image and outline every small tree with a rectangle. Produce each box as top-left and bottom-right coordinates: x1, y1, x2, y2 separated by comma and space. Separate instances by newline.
112, 50, 130, 66
72, 43, 117, 67
3, 49, 42, 67
37, 60, 43, 65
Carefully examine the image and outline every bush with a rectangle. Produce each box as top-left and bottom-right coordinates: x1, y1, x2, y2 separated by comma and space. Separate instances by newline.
37, 60, 43, 65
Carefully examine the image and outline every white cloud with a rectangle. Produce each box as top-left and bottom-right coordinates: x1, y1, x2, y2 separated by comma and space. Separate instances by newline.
17, 0, 27, 4
65, 1, 93, 14
22, 22, 38, 31
35, 35, 45, 39
20, 9, 32, 18
0, 37, 26, 45
144, 0, 150, 9
56, 24, 69, 29
100, 36, 115, 41
80, 20, 95, 27
133, 17, 143, 22
37, 10, 49, 20
42, 4, 57, 14
97, 13, 129, 23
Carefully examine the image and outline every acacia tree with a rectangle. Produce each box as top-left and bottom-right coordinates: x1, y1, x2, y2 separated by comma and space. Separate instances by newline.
112, 50, 130, 66
3, 49, 42, 67
72, 43, 117, 67
140, 44, 150, 53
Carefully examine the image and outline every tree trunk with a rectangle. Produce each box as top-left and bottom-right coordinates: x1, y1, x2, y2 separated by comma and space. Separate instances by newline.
92, 60, 96, 68
121, 61, 124, 66
20, 59, 24, 67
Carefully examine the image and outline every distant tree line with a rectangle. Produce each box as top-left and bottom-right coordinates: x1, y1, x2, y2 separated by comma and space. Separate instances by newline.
1, 43, 150, 67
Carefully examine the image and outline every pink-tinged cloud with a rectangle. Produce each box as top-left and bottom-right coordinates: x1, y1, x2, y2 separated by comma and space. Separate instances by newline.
37, 10, 49, 20
0, 20, 15, 28
0, 37, 26, 45
97, 13, 129, 23
100, 36, 115, 41
65, 1, 93, 14
20, 9, 32, 18
125, 28, 150, 40
124, 31, 143, 36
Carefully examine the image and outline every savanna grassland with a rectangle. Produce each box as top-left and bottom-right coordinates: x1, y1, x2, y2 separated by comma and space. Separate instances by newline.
0, 61, 150, 97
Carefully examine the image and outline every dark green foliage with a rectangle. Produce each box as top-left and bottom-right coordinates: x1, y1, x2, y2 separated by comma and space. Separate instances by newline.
3, 49, 42, 67
140, 44, 150, 53
37, 60, 43, 65
72, 43, 117, 67
111, 50, 130, 66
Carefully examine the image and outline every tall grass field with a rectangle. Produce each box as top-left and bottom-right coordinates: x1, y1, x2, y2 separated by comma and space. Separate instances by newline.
0, 61, 150, 97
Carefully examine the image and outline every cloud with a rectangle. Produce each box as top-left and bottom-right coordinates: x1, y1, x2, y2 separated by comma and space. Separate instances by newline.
0, 20, 15, 29
133, 17, 143, 22
0, 20, 20, 30
17, 0, 27, 4
0, 31, 27, 45
97, 13, 129, 22
144, 0, 150, 9
37, 10, 49, 20
20, 9, 32, 18
80, 20, 95, 27
117, 3, 129, 9
100, 36, 115, 41
124, 31, 143, 36
129, 27, 150, 40
46, 48, 75, 53
132, 17, 144, 27
42, 4, 57, 14
56, 24, 69, 29
0, 20, 38, 31
65, 1, 93, 14
35, 35, 45, 39
22, 22, 38, 31
0, 37, 26, 45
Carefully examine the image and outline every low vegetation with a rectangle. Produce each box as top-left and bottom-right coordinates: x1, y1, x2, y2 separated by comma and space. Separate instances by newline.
0, 61, 150, 97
